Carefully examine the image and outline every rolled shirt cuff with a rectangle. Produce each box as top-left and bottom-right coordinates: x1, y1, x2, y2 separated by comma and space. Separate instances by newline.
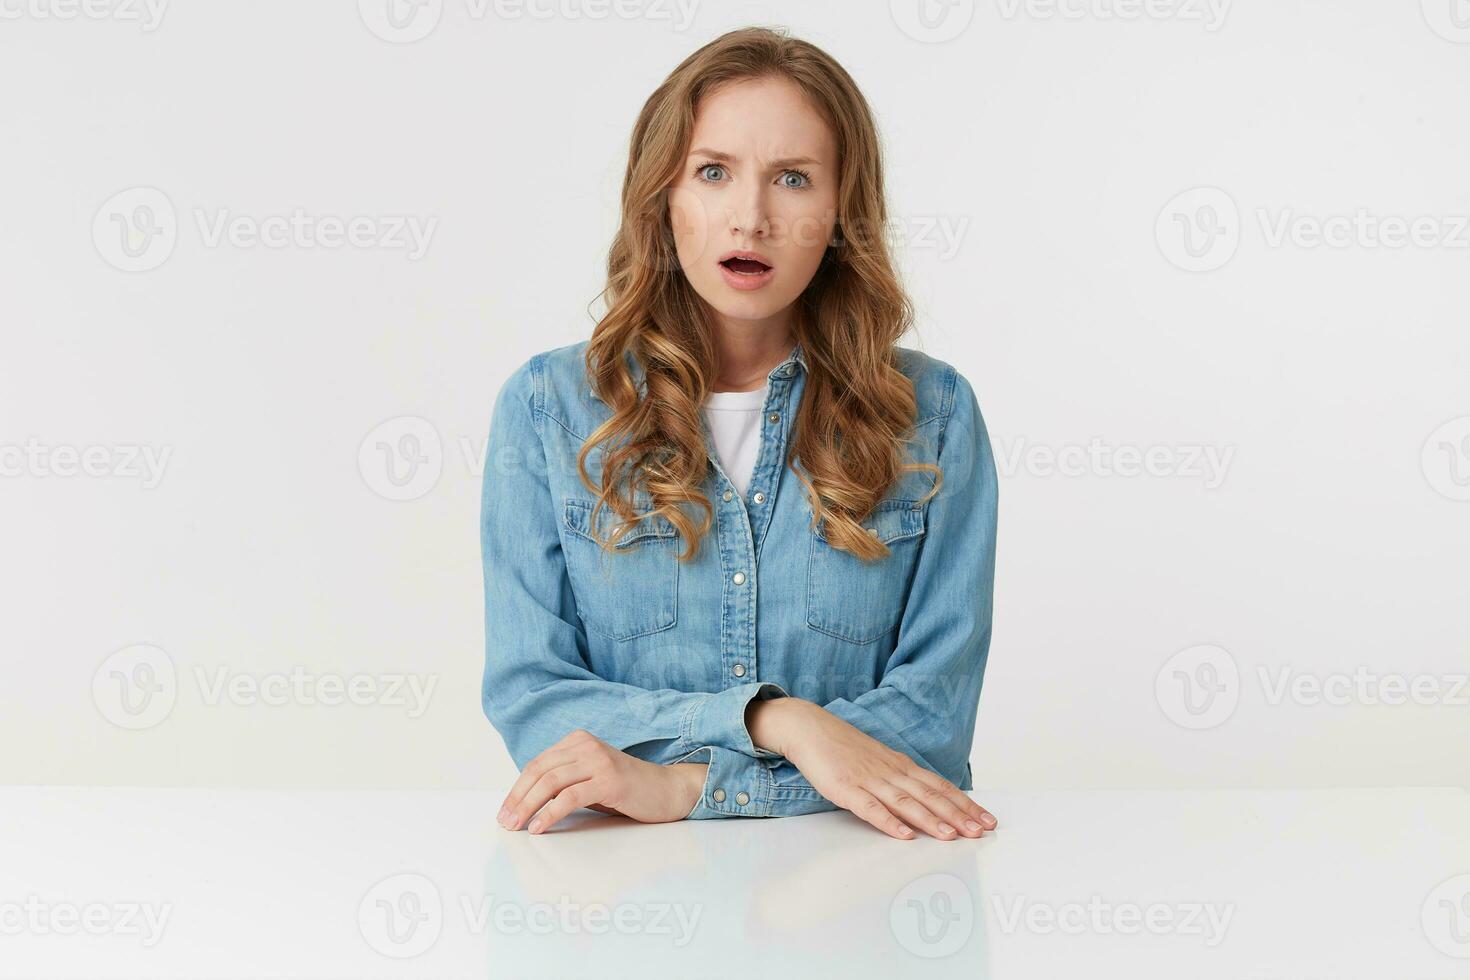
682, 681, 789, 761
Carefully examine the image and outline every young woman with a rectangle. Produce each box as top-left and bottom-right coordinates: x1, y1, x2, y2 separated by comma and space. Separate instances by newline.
482, 27, 999, 841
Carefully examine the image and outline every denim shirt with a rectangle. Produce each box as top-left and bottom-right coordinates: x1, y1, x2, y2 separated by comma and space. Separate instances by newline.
480, 339, 998, 819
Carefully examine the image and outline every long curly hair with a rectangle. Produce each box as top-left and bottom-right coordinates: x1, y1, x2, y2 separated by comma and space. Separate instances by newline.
577, 25, 941, 563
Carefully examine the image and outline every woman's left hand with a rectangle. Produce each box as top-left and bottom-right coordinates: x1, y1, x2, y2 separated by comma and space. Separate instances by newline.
497, 729, 708, 834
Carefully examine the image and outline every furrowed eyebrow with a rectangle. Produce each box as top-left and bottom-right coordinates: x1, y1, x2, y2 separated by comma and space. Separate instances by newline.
688, 147, 821, 169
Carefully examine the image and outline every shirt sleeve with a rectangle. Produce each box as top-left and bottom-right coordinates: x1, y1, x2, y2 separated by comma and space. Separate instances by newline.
481, 354, 794, 771
685, 366, 998, 819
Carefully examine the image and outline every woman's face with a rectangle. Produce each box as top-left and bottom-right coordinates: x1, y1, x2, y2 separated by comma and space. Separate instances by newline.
667, 76, 840, 329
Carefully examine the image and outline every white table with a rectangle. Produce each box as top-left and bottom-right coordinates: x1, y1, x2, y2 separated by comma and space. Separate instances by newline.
2, 787, 1467, 978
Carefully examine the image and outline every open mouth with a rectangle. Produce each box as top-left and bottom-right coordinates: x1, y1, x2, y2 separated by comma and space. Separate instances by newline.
719, 257, 772, 275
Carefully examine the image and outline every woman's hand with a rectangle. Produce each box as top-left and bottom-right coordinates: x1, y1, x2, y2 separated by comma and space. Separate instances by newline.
497, 729, 708, 834
748, 698, 998, 841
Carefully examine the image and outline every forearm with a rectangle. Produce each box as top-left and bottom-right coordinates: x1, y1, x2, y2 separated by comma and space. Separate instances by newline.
484, 673, 789, 770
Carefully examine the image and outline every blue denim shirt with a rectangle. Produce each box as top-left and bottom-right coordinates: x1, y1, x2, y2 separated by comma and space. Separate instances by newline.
480, 339, 997, 819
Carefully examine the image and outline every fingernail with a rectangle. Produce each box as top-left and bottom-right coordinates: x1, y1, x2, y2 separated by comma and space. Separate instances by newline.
965, 819, 983, 833
528, 818, 542, 834
982, 814, 997, 828
938, 823, 956, 835
497, 806, 509, 824
898, 825, 913, 836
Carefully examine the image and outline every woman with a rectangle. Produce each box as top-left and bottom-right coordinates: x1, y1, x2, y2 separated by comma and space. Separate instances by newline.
482, 26, 999, 841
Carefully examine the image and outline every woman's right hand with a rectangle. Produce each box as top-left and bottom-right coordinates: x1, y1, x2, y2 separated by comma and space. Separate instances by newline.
747, 698, 997, 841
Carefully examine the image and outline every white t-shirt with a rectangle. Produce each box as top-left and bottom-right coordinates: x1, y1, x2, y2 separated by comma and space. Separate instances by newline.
702, 384, 768, 499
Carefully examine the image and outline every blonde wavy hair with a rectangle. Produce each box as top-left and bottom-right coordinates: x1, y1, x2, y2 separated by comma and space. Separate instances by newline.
578, 25, 941, 563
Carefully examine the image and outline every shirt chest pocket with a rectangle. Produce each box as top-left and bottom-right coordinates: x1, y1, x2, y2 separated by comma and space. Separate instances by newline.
806, 499, 927, 645
561, 498, 679, 641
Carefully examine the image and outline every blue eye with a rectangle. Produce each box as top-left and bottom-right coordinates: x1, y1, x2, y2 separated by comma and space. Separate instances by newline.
695, 164, 726, 183
780, 170, 812, 189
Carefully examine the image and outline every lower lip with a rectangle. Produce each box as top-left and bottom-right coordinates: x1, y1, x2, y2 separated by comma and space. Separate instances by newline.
718, 261, 775, 291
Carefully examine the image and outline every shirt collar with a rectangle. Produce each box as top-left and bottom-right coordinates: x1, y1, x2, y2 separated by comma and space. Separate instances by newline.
610, 340, 807, 398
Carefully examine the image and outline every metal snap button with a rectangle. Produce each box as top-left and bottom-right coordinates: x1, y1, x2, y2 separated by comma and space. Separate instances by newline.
722, 489, 733, 501
712, 788, 726, 803
752, 492, 765, 504
734, 792, 750, 806
767, 413, 779, 424
732, 664, 746, 677
732, 571, 746, 586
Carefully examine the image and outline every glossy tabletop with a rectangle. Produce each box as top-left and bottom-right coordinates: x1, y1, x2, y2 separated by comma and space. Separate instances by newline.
2, 786, 1467, 978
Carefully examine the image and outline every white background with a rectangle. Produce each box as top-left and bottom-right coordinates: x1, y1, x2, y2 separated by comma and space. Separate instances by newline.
2, 0, 1466, 793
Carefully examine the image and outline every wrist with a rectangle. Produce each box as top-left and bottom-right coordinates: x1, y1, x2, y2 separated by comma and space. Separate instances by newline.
672, 761, 709, 811
746, 696, 813, 758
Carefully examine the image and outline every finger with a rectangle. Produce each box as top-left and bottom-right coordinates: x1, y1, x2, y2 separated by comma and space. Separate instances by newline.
891, 773, 984, 839
506, 761, 592, 831
906, 767, 998, 833
499, 746, 580, 823
528, 781, 600, 835
835, 785, 916, 840
871, 778, 961, 841
499, 730, 597, 819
